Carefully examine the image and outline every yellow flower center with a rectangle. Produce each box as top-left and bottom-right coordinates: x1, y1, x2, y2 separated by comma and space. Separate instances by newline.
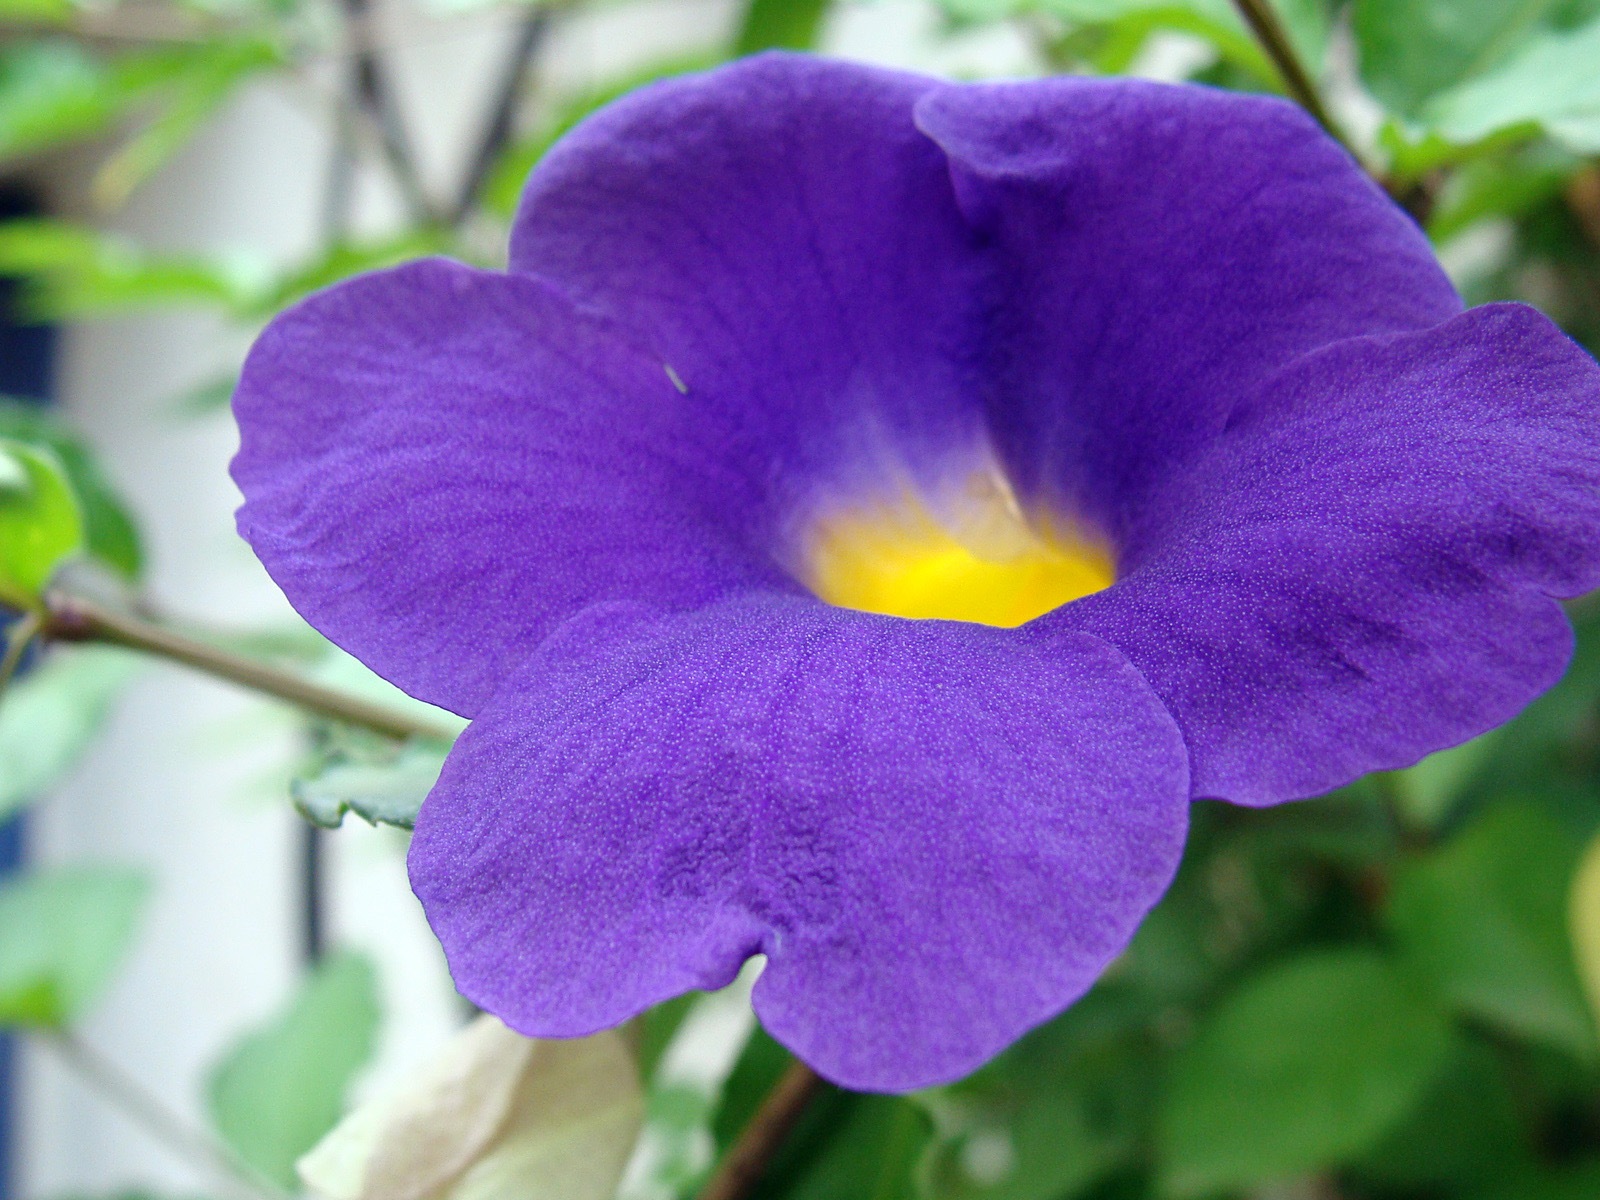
803, 469, 1114, 628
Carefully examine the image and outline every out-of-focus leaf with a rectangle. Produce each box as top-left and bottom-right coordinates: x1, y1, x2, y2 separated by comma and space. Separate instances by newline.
1569, 824, 1600, 1036
1388, 731, 1501, 830
0, 41, 126, 161
0, 647, 138, 820
292, 738, 448, 830
1422, 15, 1600, 153
299, 1016, 642, 1200
93, 38, 284, 209
1353, 0, 1564, 116
0, 437, 82, 610
1156, 949, 1453, 1197
920, 989, 1151, 1200
482, 55, 719, 221
0, 219, 267, 318
0, 400, 142, 579
0, 865, 149, 1027
0, 0, 75, 21
1427, 147, 1575, 242
1476, 1161, 1600, 1200
734, 0, 829, 54
1387, 802, 1594, 1058
208, 952, 381, 1191
1353, 1038, 1531, 1191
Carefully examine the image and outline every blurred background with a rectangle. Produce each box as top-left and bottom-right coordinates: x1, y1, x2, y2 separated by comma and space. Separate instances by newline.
2, 2, 1600, 1199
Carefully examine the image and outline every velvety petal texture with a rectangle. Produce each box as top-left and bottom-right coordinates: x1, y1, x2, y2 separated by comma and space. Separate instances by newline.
231, 51, 1600, 1090
408, 596, 1189, 1091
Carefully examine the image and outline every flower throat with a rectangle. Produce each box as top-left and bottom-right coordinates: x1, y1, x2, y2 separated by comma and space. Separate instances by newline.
803, 469, 1114, 628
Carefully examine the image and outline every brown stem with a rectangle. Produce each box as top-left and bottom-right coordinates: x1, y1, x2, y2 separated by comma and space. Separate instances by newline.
42, 592, 454, 743
697, 1059, 826, 1200
1227, 0, 1344, 147
451, 6, 555, 225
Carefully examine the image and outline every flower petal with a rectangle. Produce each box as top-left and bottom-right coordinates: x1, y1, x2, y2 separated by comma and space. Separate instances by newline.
1044, 304, 1600, 804
231, 260, 787, 716
912, 77, 1462, 540
507, 53, 991, 507
408, 595, 1189, 1092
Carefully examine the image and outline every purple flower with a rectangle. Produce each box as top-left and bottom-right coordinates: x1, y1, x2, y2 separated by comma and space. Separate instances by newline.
231, 54, 1600, 1092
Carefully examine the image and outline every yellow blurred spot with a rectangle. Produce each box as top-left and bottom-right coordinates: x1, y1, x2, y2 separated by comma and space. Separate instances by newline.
804, 471, 1113, 628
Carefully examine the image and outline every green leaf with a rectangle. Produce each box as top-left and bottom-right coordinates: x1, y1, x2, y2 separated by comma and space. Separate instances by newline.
1353, 0, 1564, 117
0, 41, 125, 161
1423, 15, 1600, 153
0, 647, 139, 821
1387, 802, 1595, 1058
1566, 823, 1600, 1036
1352, 1038, 1531, 1191
0, 400, 143, 579
921, 990, 1151, 1200
0, 865, 149, 1027
292, 738, 448, 830
93, 38, 284, 209
0, 219, 267, 319
0, 438, 83, 610
1387, 730, 1502, 830
208, 951, 381, 1191
1156, 948, 1454, 1197
734, 0, 830, 54
1476, 1161, 1600, 1200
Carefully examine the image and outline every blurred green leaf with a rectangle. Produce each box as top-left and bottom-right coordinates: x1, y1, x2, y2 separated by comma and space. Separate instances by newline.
207, 951, 381, 1191
1422, 15, 1600, 153
1353, 1037, 1531, 1191
1388, 731, 1502, 830
0, 865, 149, 1027
734, 0, 829, 54
0, 437, 83, 610
249, 229, 455, 317
1388, 802, 1595, 1058
1353, 0, 1566, 116
0, 400, 142, 579
921, 990, 1151, 1200
1476, 1161, 1600, 1200
93, 38, 284, 209
0, 219, 266, 318
0, 647, 138, 820
0, 41, 126, 161
1568, 823, 1600, 1036
292, 737, 447, 830
1156, 948, 1453, 1197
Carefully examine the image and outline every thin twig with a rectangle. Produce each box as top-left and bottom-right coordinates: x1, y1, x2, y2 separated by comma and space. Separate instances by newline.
41, 592, 455, 743
451, 6, 555, 225
1227, 0, 1346, 148
0, 609, 43, 704
696, 1059, 826, 1200
341, 0, 436, 223
42, 1030, 287, 1200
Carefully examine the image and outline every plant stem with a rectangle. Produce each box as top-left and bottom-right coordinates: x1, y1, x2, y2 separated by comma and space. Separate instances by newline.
0, 609, 43, 703
42, 1030, 286, 1200
697, 1058, 825, 1200
1227, 0, 1346, 147
451, 5, 555, 225
41, 592, 454, 743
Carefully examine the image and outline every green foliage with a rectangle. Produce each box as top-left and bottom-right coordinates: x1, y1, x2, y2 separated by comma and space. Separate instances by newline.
0, 647, 139, 820
0, 436, 83, 610
292, 736, 448, 829
0, 400, 143, 579
0, 865, 149, 1027
1387, 802, 1595, 1057
1424, 14, 1600, 154
1155, 950, 1455, 1197
734, 0, 830, 54
206, 951, 381, 1191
